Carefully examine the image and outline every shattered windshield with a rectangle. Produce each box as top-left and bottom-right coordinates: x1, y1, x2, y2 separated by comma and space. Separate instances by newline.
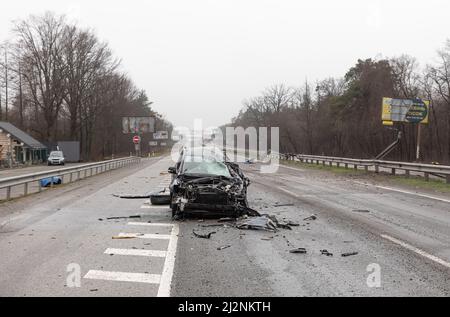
182, 156, 231, 177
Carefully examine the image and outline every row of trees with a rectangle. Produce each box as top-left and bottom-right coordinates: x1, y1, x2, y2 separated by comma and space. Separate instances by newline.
0, 12, 171, 161
230, 41, 450, 163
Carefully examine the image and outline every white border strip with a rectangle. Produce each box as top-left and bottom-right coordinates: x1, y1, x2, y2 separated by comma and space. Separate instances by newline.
381, 234, 450, 268
104, 248, 167, 257
84, 270, 161, 284
157, 224, 179, 297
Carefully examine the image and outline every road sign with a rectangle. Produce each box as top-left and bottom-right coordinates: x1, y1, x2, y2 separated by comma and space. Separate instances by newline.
153, 131, 169, 140
133, 135, 141, 144
382, 98, 429, 124
149, 141, 158, 146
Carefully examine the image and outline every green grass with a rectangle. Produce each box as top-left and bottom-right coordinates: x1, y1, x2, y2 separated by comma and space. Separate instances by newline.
389, 176, 450, 193
281, 159, 367, 176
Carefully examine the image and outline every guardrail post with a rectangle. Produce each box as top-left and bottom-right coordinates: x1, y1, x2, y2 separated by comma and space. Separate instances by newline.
354, 164, 358, 170
24, 182, 28, 196
38, 180, 42, 192
424, 172, 429, 181
446, 175, 450, 184
375, 165, 379, 173
364, 166, 369, 172
337, 162, 340, 168
70, 173, 73, 183
329, 161, 333, 167
345, 163, 348, 169
405, 170, 410, 178
391, 168, 396, 176
6, 186, 11, 200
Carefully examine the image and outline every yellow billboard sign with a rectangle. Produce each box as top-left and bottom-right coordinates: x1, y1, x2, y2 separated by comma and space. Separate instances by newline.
382, 98, 429, 124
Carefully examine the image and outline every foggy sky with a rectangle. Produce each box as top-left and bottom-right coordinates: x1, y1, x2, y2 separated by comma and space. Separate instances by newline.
1, 0, 449, 129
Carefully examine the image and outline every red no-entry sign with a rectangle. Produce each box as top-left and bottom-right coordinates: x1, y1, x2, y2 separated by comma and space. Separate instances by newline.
133, 135, 141, 144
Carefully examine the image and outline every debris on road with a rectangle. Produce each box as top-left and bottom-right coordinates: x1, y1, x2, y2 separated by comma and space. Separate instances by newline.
303, 215, 317, 221
289, 248, 307, 254
217, 245, 231, 251
273, 203, 295, 207
236, 215, 296, 232
320, 249, 333, 256
341, 252, 359, 257
112, 236, 136, 240
112, 193, 151, 199
192, 230, 216, 239
352, 209, 370, 213
236, 216, 278, 232
105, 215, 141, 220
218, 217, 236, 223
40, 176, 62, 188
150, 188, 171, 205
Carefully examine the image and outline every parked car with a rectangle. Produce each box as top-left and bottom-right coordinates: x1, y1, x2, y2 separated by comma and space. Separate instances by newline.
168, 146, 251, 218
47, 151, 65, 166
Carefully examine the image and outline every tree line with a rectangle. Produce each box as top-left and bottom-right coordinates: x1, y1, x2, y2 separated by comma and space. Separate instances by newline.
0, 12, 171, 161
229, 41, 450, 164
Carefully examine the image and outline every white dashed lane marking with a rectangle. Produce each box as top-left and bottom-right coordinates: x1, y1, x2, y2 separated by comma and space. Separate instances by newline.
117, 232, 171, 240
84, 270, 161, 284
104, 248, 167, 257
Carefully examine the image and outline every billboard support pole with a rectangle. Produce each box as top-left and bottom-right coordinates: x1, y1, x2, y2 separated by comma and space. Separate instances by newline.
416, 123, 422, 161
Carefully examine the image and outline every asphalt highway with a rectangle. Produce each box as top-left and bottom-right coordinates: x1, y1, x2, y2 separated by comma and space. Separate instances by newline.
0, 157, 448, 296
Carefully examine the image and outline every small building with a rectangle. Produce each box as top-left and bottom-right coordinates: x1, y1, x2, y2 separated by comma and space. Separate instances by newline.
0, 121, 48, 166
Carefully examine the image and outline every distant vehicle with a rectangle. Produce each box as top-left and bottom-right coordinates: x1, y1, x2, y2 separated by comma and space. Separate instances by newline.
168, 146, 251, 218
47, 151, 65, 166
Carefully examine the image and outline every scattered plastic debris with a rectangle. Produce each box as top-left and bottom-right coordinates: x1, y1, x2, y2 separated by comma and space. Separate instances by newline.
217, 245, 231, 251
236, 215, 296, 232
341, 252, 359, 257
303, 215, 317, 221
106, 215, 141, 220
273, 204, 295, 207
289, 248, 307, 254
112, 236, 136, 240
320, 249, 333, 256
112, 193, 151, 199
150, 188, 171, 205
192, 230, 216, 239
40, 177, 62, 187
218, 217, 236, 223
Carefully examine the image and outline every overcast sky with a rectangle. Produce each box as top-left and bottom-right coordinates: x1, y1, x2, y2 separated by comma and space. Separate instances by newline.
1, 0, 449, 129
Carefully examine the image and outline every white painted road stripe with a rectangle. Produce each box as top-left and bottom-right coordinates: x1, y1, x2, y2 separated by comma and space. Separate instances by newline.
118, 233, 171, 240
128, 222, 173, 227
354, 181, 450, 204
105, 248, 167, 257
157, 223, 179, 297
84, 270, 161, 284
277, 186, 299, 197
381, 234, 450, 269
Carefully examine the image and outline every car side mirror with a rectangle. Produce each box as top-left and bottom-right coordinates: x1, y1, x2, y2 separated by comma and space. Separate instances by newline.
168, 167, 177, 174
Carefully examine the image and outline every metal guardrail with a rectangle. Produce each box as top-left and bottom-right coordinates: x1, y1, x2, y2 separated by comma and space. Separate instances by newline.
0, 156, 141, 201
279, 153, 450, 183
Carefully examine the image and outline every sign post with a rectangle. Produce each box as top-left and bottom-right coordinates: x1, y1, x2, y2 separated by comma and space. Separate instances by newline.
133, 135, 141, 157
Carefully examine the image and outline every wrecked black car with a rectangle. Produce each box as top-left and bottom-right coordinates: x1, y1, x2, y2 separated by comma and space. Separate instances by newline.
168, 147, 253, 218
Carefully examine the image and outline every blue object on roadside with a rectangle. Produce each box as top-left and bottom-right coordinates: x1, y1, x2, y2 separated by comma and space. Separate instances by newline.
40, 177, 63, 188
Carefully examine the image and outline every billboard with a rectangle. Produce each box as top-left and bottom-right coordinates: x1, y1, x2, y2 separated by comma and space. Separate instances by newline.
153, 131, 169, 140
382, 98, 429, 124
122, 117, 155, 134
